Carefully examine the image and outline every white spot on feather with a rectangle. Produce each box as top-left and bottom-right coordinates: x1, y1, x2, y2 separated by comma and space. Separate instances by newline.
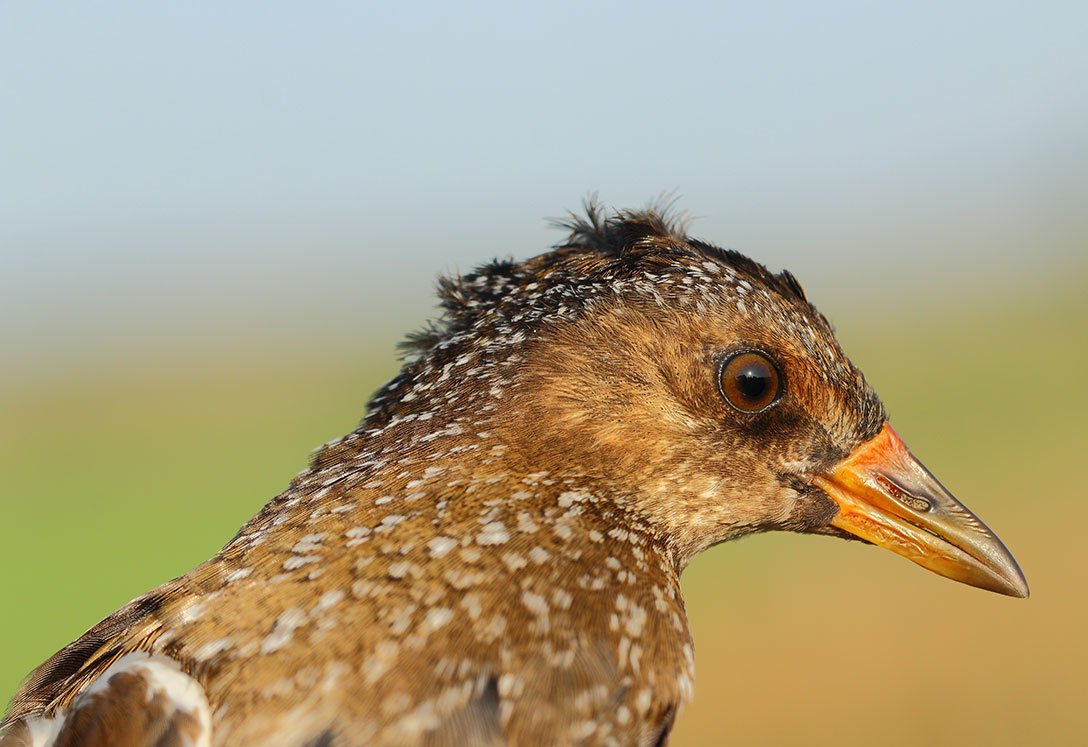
224, 568, 252, 583
193, 638, 234, 662
422, 607, 454, 633
476, 521, 510, 545
316, 590, 345, 612
427, 536, 458, 559
283, 555, 320, 570
262, 608, 307, 654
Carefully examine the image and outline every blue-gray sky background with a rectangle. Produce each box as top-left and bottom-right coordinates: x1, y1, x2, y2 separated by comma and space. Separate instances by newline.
3, 1, 1086, 379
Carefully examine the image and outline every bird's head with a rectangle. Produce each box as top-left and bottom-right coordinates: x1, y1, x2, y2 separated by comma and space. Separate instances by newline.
375, 203, 1027, 597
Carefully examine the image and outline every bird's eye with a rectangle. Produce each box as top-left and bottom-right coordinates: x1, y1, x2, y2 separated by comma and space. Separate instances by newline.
718, 351, 781, 413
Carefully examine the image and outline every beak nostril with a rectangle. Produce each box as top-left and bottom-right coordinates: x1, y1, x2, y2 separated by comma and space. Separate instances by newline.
874, 473, 931, 513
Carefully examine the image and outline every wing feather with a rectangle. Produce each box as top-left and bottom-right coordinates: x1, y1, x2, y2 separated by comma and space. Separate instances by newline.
2, 654, 210, 747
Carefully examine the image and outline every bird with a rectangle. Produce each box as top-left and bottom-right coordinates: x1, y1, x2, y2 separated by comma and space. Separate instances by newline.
0, 203, 1028, 747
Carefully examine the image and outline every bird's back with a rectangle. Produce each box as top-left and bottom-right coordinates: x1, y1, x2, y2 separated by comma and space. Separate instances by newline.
2, 451, 692, 746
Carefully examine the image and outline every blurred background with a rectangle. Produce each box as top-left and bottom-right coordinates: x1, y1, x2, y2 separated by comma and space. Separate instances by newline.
2, 2, 1086, 744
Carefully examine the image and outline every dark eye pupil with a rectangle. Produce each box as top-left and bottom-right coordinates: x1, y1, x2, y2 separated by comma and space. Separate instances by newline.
736, 366, 770, 401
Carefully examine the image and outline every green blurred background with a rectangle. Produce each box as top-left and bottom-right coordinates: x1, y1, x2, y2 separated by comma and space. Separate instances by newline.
3, 2, 1087, 744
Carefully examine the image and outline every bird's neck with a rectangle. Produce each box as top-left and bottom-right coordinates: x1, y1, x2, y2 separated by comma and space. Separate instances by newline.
294, 428, 682, 568
215, 414, 700, 714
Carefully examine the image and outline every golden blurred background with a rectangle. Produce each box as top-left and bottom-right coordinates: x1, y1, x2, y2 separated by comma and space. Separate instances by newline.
2, 3, 1087, 744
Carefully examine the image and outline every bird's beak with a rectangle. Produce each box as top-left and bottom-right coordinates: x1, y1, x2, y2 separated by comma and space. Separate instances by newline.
811, 423, 1028, 597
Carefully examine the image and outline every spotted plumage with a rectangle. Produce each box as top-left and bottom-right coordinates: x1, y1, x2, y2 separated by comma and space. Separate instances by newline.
1, 202, 1026, 746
